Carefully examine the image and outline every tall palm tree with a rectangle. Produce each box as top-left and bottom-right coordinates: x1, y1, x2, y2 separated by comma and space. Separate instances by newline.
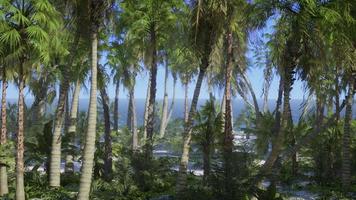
176, 1, 226, 198
77, 1, 111, 199
0, 66, 10, 196
159, 57, 170, 138
0, 1, 62, 199
119, 0, 181, 160
49, 0, 89, 187
98, 64, 112, 180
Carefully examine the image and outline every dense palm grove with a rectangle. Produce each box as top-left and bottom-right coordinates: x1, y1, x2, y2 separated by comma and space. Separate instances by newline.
0, 0, 355, 199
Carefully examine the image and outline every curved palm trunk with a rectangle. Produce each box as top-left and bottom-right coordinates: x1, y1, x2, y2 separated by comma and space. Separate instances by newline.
49, 79, 69, 186
342, 81, 354, 188
145, 24, 157, 161
16, 66, 25, 200
241, 72, 261, 121
77, 32, 98, 200
49, 32, 80, 188
0, 77, 8, 196
223, 32, 234, 199
100, 87, 112, 180
176, 58, 208, 198
183, 83, 189, 123
113, 80, 120, 131
159, 62, 169, 138
260, 65, 293, 176
143, 79, 151, 141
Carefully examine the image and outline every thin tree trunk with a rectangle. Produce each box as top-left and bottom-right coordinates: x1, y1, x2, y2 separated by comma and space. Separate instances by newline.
223, 31, 234, 200
159, 61, 169, 138
184, 82, 189, 123
260, 65, 293, 176
113, 80, 120, 131
16, 65, 25, 200
31, 78, 47, 123
335, 68, 340, 121
221, 91, 226, 132
68, 80, 81, 133
130, 87, 138, 151
202, 141, 211, 185
77, 31, 98, 200
127, 93, 133, 130
49, 82, 68, 186
49, 30, 80, 187
342, 81, 354, 188
176, 58, 208, 199
262, 61, 272, 113
241, 72, 261, 121
166, 76, 177, 127
145, 23, 157, 161
143, 79, 151, 141
0, 76, 8, 196
65, 80, 81, 174
100, 87, 112, 180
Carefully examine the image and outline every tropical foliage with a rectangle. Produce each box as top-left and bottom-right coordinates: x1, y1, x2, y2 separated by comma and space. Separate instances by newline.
0, 0, 355, 200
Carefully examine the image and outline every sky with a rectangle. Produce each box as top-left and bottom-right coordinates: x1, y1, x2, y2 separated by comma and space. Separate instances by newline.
3, 16, 308, 101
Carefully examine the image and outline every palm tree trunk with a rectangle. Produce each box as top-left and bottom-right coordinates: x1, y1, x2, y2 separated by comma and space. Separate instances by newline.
0, 76, 8, 196
68, 80, 81, 133
65, 80, 81, 174
184, 82, 189, 123
16, 65, 25, 200
127, 93, 133, 130
260, 65, 293, 175
49, 81, 69, 186
166, 76, 177, 127
77, 31, 98, 200
202, 140, 211, 185
342, 81, 354, 188
100, 87, 112, 180
335, 74, 340, 121
49, 31, 80, 187
113, 80, 120, 131
31, 78, 47, 123
145, 23, 158, 161
241, 72, 261, 121
223, 32, 234, 200
159, 61, 169, 138
143, 79, 151, 141
130, 88, 138, 151
176, 57, 209, 199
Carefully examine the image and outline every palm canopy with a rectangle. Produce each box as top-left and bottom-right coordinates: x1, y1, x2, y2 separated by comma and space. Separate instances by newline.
0, 0, 65, 66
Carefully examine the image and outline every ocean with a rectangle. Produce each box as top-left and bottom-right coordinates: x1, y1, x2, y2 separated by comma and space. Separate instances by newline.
6, 98, 355, 126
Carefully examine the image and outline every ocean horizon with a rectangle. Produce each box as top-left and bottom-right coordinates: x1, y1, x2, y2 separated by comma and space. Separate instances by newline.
4, 98, 354, 126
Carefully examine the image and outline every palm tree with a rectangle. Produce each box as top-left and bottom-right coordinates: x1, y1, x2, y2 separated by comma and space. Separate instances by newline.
159, 57, 170, 138
0, 1, 62, 198
176, 1, 227, 197
119, 0, 181, 160
98, 64, 112, 180
49, 0, 89, 187
0, 66, 10, 196
77, 1, 111, 199
193, 97, 222, 185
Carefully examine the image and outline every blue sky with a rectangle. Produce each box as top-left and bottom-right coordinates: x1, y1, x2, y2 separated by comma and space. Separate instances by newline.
4, 16, 307, 101
4, 61, 306, 101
